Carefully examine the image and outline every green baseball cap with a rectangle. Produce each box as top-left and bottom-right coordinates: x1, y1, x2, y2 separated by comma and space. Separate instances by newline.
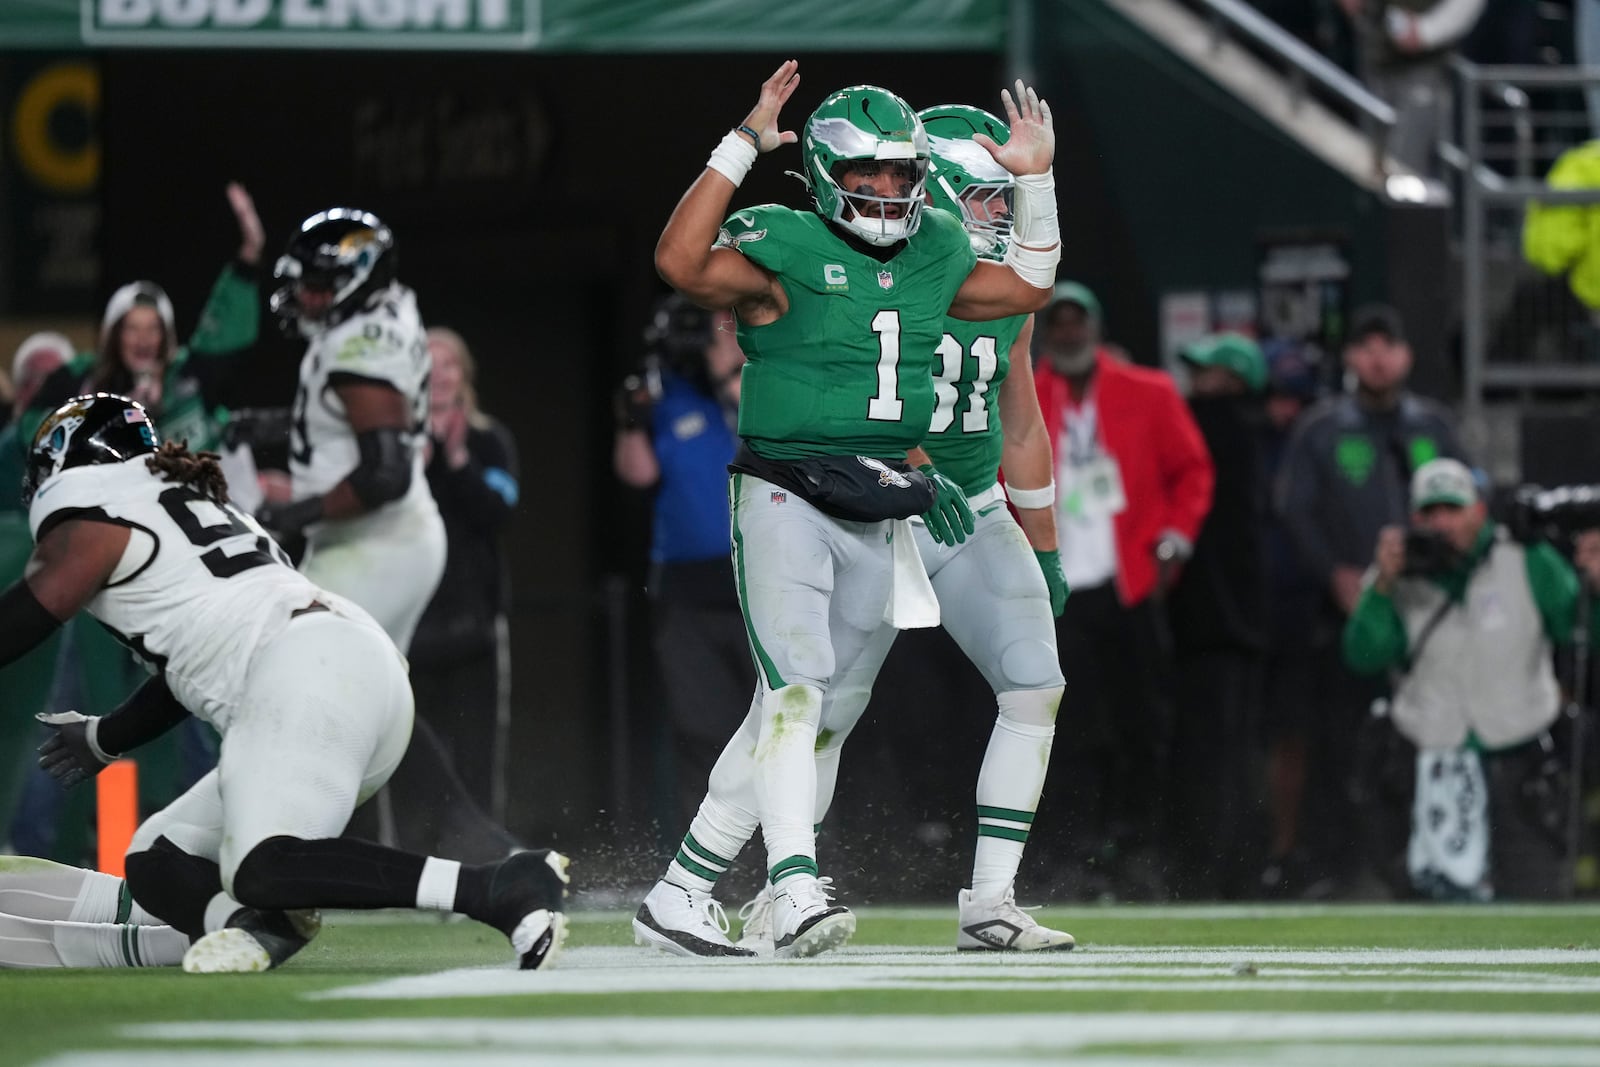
1049, 281, 1101, 322
1180, 332, 1267, 393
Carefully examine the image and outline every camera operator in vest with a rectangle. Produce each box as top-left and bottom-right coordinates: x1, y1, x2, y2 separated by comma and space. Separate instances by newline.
1344, 458, 1600, 899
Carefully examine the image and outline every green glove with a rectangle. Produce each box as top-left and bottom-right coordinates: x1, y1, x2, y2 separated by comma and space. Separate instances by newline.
918, 465, 975, 546
1034, 548, 1070, 617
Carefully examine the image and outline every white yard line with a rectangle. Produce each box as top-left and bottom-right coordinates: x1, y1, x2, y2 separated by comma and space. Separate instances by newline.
304, 944, 1600, 1000
41, 1050, 1600, 1067
118, 1012, 1600, 1050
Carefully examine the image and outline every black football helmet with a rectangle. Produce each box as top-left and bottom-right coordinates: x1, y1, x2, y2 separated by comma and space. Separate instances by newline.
269, 208, 397, 339
22, 393, 160, 508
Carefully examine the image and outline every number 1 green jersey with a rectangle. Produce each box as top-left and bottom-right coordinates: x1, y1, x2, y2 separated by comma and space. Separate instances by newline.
922, 312, 1029, 495
717, 205, 976, 461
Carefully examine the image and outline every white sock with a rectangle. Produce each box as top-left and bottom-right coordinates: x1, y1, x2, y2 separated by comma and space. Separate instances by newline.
0, 857, 121, 923
667, 793, 757, 893
972, 689, 1059, 900
417, 857, 461, 912
754, 684, 822, 879
53, 917, 191, 968
0, 910, 189, 969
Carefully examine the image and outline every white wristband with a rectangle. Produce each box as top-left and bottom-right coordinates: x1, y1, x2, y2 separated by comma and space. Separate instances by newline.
84, 717, 117, 764
1006, 481, 1055, 509
706, 130, 759, 187
1004, 168, 1061, 289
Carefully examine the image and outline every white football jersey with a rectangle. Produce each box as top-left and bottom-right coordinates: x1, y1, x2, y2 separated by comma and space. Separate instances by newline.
27, 457, 361, 728
288, 282, 432, 513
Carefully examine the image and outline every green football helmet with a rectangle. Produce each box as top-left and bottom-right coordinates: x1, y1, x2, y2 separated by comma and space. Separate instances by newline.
918, 104, 1013, 259
802, 85, 929, 246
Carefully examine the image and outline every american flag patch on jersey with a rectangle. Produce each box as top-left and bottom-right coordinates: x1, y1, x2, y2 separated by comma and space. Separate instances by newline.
123, 408, 144, 422
770, 491, 787, 504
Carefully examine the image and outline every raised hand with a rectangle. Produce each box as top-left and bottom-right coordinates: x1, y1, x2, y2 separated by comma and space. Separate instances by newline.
739, 59, 803, 153
228, 181, 265, 265
975, 80, 1055, 177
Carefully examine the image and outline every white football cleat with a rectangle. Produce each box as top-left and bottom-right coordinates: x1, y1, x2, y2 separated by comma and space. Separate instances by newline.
182, 908, 321, 973
735, 883, 775, 953
633, 880, 755, 958
771, 874, 854, 959
957, 885, 1074, 952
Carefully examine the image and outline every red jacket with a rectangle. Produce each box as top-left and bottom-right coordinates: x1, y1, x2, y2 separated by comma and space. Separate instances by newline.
1034, 348, 1214, 606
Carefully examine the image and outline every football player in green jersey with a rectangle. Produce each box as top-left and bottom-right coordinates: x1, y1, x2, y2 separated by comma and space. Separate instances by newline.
634, 61, 1062, 959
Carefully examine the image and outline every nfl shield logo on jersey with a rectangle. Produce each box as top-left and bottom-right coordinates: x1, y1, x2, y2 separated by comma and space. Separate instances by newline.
877, 270, 895, 291
770, 491, 787, 504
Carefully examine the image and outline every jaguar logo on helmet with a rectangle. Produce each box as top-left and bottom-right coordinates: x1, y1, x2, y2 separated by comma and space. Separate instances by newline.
270, 208, 398, 340
21, 393, 160, 509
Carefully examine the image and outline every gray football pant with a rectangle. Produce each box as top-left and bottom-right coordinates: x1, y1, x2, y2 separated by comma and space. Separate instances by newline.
705, 491, 1063, 851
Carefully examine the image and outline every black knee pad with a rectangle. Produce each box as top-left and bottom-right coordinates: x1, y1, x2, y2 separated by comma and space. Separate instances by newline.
229, 836, 302, 910
123, 835, 222, 938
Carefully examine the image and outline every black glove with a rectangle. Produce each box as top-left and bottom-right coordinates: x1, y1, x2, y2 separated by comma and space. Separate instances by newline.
255, 496, 325, 539
221, 407, 293, 451
37, 711, 117, 789
613, 374, 655, 432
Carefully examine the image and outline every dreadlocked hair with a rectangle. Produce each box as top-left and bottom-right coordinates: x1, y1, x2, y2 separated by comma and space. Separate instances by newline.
146, 440, 230, 505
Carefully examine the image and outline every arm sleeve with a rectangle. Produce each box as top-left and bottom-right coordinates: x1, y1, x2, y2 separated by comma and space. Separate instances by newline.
1523, 540, 1581, 644
1158, 385, 1215, 542
1343, 586, 1410, 675
186, 260, 261, 358
94, 676, 192, 756
1275, 414, 1338, 584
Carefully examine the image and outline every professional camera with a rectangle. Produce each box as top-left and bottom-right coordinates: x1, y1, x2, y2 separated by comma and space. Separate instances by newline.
1509, 484, 1600, 543
1402, 527, 1462, 577
643, 293, 717, 379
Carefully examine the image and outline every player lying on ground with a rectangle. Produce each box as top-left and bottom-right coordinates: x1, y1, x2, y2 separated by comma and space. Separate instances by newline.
0, 394, 568, 973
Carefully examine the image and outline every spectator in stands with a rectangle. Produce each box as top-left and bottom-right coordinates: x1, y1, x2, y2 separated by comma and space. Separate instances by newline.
1275, 302, 1470, 896
0, 334, 77, 843
613, 293, 753, 826
409, 327, 521, 823
1032, 281, 1214, 900
1255, 339, 1334, 896
1337, 0, 1487, 175
1167, 334, 1271, 899
1344, 458, 1600, 899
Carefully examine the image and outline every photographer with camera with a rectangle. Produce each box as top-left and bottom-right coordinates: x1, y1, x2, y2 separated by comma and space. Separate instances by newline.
614, 293, 753, 826
1344, 458, 1600, 899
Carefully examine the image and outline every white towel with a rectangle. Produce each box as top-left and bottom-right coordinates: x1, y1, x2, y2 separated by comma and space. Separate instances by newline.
883, 518, 940, 629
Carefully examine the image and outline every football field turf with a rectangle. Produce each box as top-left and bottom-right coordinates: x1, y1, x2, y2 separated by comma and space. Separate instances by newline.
5, 903, 1600, 1066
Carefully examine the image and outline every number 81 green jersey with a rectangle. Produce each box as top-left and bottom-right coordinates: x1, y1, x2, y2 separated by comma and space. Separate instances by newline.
717, 205, 976, 462
922, 312, 1028, 496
